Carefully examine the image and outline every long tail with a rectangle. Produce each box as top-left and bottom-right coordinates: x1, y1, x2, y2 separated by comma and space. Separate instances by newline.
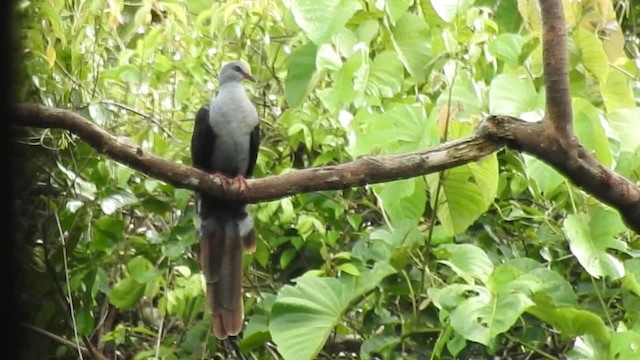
198, 198, 256, 339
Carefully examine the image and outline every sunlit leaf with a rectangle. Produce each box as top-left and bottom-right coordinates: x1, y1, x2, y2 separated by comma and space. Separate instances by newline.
563, 206, 627, 279
270, 277, 354, 360
389, 13, 432, 83
574, 28, 608, 83
287, 0, 362, 45
426, 155, 499, 236
435, 244, 494, 283
430, 0, 475, 23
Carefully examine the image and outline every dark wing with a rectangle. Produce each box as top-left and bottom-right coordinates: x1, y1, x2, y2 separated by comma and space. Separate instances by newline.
191, 105, 214, 173
245, 123, 260, 178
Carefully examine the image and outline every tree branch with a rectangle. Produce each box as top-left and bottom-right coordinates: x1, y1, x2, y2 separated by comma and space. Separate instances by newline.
21, 323, 109, 360
14, 103, 640, 233
14, 103, 502, 202
539, 0, 574, 140
485, 115, 640, 233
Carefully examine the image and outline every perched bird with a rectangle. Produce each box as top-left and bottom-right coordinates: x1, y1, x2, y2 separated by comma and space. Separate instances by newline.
190, 61, 260, 339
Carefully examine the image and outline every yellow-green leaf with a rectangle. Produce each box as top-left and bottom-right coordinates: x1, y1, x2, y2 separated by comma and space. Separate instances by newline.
46, 45, 56, 68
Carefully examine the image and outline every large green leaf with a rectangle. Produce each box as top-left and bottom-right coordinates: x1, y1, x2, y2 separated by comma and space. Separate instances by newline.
527, 305, 610, 344
574, 28, 608, 83
488, 33, 524, 66
389, 13, 432, 83
317, 47, 366, 113
270, 277, 354, 360
364, 51, 404, 99
430, 281, 534, 346
563, 206, 627, 279
436, 72, 485, 117
430, 0, 475, 23
435, 244, 494, 283
349, 103, 438, 158
285, 43, 318, 107
489, 74, 542, 117
384, 0, 412, 25
287, 0, 362, 45
622, 259, 640, 297
572, 97, 612, 166
426, 154, 499, 236
610, 331, 640, 360
523, 154, 564, 197
608, 108, 640, 154
373, 178, 427, 223
601, 69, 635, 112
109, 278, 146, 310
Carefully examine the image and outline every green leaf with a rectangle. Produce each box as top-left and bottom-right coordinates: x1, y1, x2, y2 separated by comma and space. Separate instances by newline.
373, 178, 426, 223
430, 0, 475, 23
100, 189, 137, 215
574, 28, 608, 83
608, 108, 640, 154
389, 13, 432, 83
435, 244, 494, 284
610, 331, 640, 360
435, 73, 485, 117
622, 259, 640, 297
317, 47, 366, 113
337, 263, 360, 276
365, 51, 404, 98
109, 278, 146, 310
350, 103, 438, 158
527, 306, 610, 344
489, 74, 541, 117
240, 313, 271, 351
601, 69, 635, 112
315, 44, 342, 73
288, 0, 362, 45
523, 154, 564, 196
76, 307, 95, 336
488, 33, 523, 66
270, 277, 354, 360
572, 98, 612, 167
426, 155, 499, 236
361, 334, 401, 360
286, 43, 318, 107
430, 281, 533, 346
563, 206, 627, 279
380, 0, 409, 25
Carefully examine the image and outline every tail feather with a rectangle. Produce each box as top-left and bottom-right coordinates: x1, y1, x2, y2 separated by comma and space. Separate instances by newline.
199, 211, 254, 339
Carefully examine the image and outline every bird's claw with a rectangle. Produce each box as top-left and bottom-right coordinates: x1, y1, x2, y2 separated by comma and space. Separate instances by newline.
231, 176, 249, 193
212, 173, 232, 190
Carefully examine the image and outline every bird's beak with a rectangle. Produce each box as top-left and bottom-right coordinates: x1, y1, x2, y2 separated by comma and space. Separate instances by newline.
244, 73, 256, 82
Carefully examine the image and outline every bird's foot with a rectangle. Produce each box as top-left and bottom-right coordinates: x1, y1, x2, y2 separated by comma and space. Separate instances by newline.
231, 175, 249, 193
212, 173, 233, 190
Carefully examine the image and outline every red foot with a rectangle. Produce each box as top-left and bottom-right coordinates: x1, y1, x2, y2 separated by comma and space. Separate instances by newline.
231, 175, 249, 193
212, 173, 232, 190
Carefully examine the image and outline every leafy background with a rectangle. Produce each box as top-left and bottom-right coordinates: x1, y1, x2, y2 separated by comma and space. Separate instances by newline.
15, 0, 640, 359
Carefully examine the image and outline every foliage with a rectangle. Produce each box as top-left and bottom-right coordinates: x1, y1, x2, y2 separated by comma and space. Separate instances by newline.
15, 0, 640, 359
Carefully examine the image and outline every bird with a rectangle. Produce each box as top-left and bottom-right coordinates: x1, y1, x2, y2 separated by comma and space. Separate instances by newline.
190, 60, 260, 339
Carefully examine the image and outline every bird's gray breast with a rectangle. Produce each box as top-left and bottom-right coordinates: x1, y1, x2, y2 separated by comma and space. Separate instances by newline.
208, 84, 258, 176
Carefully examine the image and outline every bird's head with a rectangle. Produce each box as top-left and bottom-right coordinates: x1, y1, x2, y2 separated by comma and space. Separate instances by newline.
219, 61, 256, 85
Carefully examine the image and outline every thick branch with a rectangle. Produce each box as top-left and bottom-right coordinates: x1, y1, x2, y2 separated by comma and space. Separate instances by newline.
485, 115, 640, 233
14, 103, 501, 202
539, 0, 573, 140
14, 104, 640, 234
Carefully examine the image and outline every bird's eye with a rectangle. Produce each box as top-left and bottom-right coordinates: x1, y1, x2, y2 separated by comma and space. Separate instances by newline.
233, 65, 242, 72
